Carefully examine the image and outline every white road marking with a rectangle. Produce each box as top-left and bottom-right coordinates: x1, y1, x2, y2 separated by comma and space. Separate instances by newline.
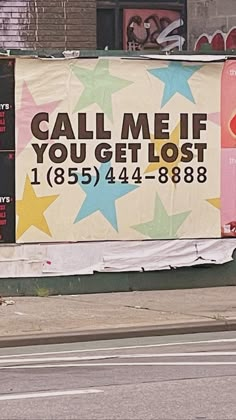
117, 351, 236, 357
1, 362, 236, 369
0, 356, 116, 364
1, 352, 236, 364
0, 389, 103, 401
1, 338, 236, 359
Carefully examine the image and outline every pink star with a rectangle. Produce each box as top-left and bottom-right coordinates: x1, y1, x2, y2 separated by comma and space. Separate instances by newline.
208, 112, 220, 126
16, 82, 60, 155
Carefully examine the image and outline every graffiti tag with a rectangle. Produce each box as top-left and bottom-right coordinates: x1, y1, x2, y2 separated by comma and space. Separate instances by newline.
194, 27, 236, 51
126, 14, 185, 51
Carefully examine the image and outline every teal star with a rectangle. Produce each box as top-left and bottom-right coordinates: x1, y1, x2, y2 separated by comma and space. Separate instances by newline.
148, 62, 202, 107
132, 194, 191, 239
72, 59, 132, 121
74, 162, 138, 231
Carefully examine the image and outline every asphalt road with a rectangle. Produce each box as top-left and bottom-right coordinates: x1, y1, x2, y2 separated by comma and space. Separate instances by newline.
0, 331, 236, 419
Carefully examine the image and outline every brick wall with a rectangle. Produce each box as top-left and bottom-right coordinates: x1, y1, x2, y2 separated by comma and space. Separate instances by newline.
0, 0, 96, 50
188, 0, 236, 51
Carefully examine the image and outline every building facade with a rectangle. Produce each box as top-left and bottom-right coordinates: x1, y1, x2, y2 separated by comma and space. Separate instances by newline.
0, 0, 235, 52
0, 0, 186, 51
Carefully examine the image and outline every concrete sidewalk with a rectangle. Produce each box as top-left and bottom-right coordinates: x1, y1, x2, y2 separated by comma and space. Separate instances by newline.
1, 286, 236, 347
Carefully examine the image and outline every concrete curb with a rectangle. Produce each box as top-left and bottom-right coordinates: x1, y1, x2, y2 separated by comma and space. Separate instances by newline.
1, 261, 236, 297
1, 320, 236, 348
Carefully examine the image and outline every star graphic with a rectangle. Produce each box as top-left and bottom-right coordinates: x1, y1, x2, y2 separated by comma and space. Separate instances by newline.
74, 162, 138, 231
72, 59, 132, 121
145, 124, 181, 181
16, 82, 60, 155
132, 193, 191, 239
208, 112, 220, 126
206, 198, 220, 210
148, 62, 202, 107
16, 175, 59, 240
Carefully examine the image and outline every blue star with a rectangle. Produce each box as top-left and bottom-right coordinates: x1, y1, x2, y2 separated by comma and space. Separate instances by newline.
74, 162, 138, 231
148, 61, 202, 108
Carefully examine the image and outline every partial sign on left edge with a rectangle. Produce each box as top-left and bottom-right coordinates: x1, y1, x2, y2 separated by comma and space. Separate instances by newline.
0, 59, 15, 243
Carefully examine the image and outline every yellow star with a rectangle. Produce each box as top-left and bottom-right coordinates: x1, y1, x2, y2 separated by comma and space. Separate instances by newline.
16, 176, 59, 239
206, 198, 221, 210
145, 123, 181, 179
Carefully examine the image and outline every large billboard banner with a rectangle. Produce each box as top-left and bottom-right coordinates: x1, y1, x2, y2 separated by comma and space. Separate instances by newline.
14, 57, 225, 243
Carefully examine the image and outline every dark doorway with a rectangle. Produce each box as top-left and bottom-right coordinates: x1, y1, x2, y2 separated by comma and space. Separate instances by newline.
97, 9, 116, 50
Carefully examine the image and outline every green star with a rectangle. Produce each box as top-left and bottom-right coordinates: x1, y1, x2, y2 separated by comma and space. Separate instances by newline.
72, 59, 132, 121
132, 194, 191, 239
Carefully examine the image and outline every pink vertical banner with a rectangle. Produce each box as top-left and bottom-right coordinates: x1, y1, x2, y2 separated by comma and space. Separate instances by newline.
221, 60, 236, 237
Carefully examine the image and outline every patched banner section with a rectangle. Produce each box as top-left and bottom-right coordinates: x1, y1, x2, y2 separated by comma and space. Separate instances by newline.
15, 57, 223, 242
221, 60, 236, 237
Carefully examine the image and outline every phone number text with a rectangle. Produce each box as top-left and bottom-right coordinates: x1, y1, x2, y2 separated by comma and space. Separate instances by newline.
31, 166, 207, 188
